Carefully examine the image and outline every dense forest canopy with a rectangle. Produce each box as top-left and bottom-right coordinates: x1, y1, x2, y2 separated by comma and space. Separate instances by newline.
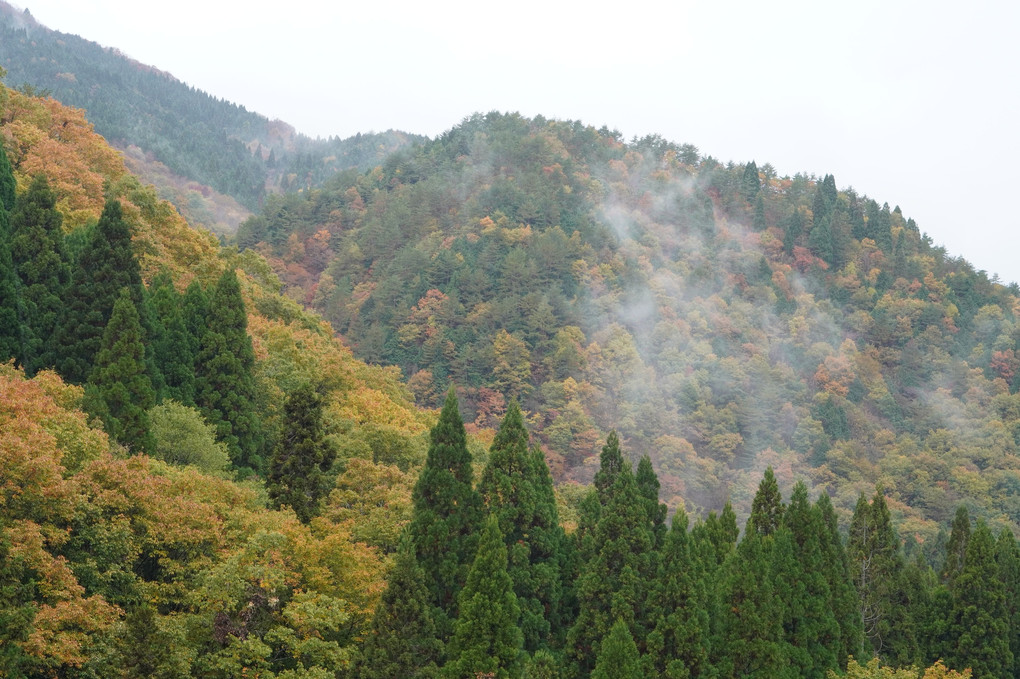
2, 10, 1020, 675
235, 110, 1020, 548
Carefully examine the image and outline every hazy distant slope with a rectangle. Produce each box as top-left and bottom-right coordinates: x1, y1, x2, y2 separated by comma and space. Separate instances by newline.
238, 111, 1020, 540
0, 1, 421, 219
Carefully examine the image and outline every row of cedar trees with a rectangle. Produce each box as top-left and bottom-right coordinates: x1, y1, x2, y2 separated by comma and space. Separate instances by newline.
369, 390, 1019, 679
0, 142, 266, 473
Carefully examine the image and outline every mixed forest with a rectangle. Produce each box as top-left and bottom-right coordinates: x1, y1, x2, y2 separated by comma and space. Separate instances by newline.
2, 11, 1020, 678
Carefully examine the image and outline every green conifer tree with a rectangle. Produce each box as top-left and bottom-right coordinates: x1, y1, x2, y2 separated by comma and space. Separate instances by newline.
645, 509, 709, 679
409, 388, 483, 639
775, 482, 840, 678
266, 383, 336, 523
752, 194, 767, 231
9, 175, 70, 375
360, 534, 443, 679
566, 457, 652, 677
996, 529, 1020, 678
477, 400, 563, 653
815, 493, 863, 667
59, 198, 148, 384
847, 490, 917, 665
749, 467, 784, 537
0, 201, 21, 364
0, 141, 15, 212
88, 288, 156, 453
181, 278, 209, 361
591, 618, 642, 679
593, 430, 625, 502
741, 161, 761, 202
716, 529, 789, 678
945, 520, 1012, 678
442, 514, 523, 679
636, 455, 667, 551
194, 269, 263, 472
940, 505, 970, 585
147, 272, 195, 405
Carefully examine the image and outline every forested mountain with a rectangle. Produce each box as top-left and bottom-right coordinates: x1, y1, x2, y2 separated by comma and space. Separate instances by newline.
237, 111, 1020, 548
4, 15, 1020, 676
0, 1, 421, 228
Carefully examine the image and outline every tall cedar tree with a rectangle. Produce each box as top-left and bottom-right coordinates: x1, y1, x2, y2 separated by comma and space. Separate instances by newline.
636, 455, 668, 551
591, 618, 643, 679
9, 175, 70, 375
409, 388, 483, 640
194, 269, 264, 472
815, 493, 864, 667
147, 272, 196, 405
0, 194, 20, 364
774, 482, 840, 679
940, 505, 970, 585
749, 466, 784, 537
360, 534, 442, 679
716, 528, 788, 679
0, 140, 14, 211
848, 490, 918, 666
645, 508, 709, 679
181, 279, 209, 362
945, 520, 1012, 678
87, 288, 155, 453
996, 530, 1020, 678
566, 456, 653, 678
477, 400, 563, 653
441, 514, 523, 679
266, 383, 336, 523
59, 198, 148, 385
593, 430, 625, 502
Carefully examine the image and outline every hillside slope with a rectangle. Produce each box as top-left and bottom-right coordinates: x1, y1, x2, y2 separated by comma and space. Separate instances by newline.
239, 111, 1020, 541
0, 1, 421, 223
0, 79, 436, 675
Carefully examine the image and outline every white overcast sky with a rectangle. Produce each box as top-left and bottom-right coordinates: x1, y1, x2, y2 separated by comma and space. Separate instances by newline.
13, 0, 1020, 284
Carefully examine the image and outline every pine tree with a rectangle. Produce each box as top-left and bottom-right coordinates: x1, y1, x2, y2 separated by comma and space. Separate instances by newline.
749, 467, 784, 537
815, 493, 863, 667
945, 520, 1012, 678
645, 509, 709, 679
0, 199, 21, 364
940, 506, 970, 585
741, 161, 761, 202
442, 514, 523, 679
194, 268, 263, 472
59, 198, 147, 384
266, 383, 336, 523
996, 529, 1020, 678
360, 534, 443, 679
477, 400, 563, 653
636, 455, 667, 551
181, 278, 209, 361
775, 482, 840, 678
0, 141, 14, 212
716, 529, 789, 678
591, 618, 642, 679
409, 388, 483, 640
9, 175, 70, 375
88, 288, 155, 453
848, 490, 917, 665
147, 272, 195, 405
566, 457, 653, 677
593, 430, 625, 502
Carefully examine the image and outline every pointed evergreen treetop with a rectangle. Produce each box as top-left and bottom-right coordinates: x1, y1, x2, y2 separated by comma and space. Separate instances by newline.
941, 505, 971, 585
749, 467, 784, 537
0, 141, 14, 212
594, 430, 624, 502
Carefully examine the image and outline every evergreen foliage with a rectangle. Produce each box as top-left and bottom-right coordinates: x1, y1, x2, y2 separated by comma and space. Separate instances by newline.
645, 509, 709, 679
996, 529, 1020, 678
940, 506, 970, 585
9, 175, 69, 375
59, 198, 147, 384
194, 268, 263, 472
0, 196, 20, 365
945, 520, 1012, 678
477, 400, 564, 653
591, 618, 643, 679
147, 272, 195, 404
815, 493, 864, 667
442, 514, 523, 679
360, 534, 443, 679
87, 288, 155, 453
409, 388, 483, 638
749, 466, 784, 537
267, 382, 337, 523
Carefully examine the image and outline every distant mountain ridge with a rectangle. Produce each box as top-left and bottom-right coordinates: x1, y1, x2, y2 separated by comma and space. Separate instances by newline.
0, 1, 422, 226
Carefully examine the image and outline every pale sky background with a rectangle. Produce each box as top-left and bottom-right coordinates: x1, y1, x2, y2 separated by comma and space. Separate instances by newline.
13, 0, 1020, 284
